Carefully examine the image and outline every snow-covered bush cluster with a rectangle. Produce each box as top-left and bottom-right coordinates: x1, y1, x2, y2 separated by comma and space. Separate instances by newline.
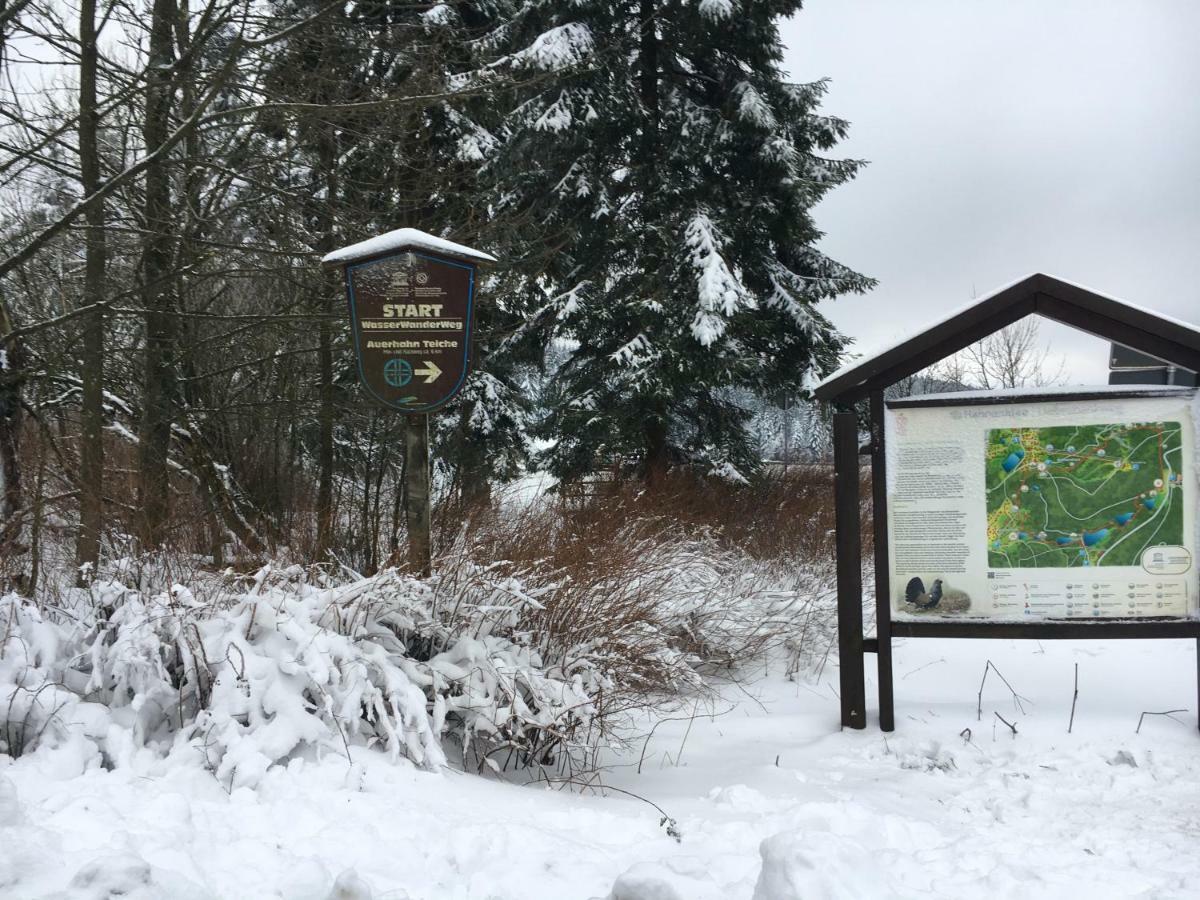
1, 519, 833, 786
1, 569, 449, 787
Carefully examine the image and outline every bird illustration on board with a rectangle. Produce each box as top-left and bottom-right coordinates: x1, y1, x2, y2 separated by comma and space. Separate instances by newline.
903, 577, 971, 613
905, 576, 943, 609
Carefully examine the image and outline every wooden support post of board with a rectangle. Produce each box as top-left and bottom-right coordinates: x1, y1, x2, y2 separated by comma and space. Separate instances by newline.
834, 408, 867, 729
405, 414, 432, 578
869, 390, 895, 731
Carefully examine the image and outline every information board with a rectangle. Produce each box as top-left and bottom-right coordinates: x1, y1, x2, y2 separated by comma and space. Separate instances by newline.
886, 392, 1197, 621
345, 250, 475, 413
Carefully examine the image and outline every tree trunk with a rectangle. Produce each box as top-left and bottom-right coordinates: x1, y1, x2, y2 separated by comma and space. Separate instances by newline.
637, 0, 666, 485
75, 0, 106, 581
638, 0, 660, 148
136, 0, 178, 547
25, 438, 45, 596
173, 3, 240, 561
314, 122, 339, 558
359, 411, 377, 564
181, 418, 267, 556
0, 300, 24, 553
643, 413, 669, 486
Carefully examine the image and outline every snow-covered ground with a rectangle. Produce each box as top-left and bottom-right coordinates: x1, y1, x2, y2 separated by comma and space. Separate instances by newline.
4, 637, 1200, 899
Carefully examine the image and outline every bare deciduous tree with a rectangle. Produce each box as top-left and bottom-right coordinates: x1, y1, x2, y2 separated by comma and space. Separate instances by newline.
933, 318, 1067, 390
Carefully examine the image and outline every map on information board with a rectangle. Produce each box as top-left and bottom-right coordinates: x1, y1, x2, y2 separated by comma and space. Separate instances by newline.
886, 391, 1196, 621
985, 421, 1184, 568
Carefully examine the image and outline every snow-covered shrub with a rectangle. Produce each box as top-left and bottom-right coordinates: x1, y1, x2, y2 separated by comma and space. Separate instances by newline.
41, 852, 209, 900
0, 561, 616, 785
1, 571, 449, 785
752, 830, 884, 900
0, 593, 83, 758
3, 470, 839, 784
607, 860, 725, 900
346, 560, 604, 776
166, 569, 448, 788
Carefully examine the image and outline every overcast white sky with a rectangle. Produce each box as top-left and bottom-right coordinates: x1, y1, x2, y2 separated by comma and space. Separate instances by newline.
780, 0, 1200, 384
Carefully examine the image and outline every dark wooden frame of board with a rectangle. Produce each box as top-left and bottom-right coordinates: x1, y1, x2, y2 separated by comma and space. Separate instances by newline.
813, 273, 1200, 732
326, 244, 485, 415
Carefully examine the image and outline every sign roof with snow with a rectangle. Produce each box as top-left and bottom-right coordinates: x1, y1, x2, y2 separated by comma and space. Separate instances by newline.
814, 272, 1200, 403
322, 228, 497, 268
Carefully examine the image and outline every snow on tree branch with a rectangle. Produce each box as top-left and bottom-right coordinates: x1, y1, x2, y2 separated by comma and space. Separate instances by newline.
687, 213, 752, 347
497, 22, 595, 72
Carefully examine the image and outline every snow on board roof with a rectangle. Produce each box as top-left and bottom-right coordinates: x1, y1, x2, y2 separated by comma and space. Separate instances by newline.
887, 383, 1195, 407
321, 228, 497, 267
813, 272, 1200, 400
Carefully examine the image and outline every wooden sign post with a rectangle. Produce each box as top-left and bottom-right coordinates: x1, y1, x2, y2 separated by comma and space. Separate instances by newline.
404, 413, 432, 575
323, 229, 495, 576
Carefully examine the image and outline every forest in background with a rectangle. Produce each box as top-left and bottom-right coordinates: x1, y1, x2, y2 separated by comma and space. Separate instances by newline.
0, 0, 876, 587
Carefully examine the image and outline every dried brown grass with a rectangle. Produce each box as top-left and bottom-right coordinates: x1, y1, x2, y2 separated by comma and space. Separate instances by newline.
420, 466, 865, 713
434, 464, 870, 569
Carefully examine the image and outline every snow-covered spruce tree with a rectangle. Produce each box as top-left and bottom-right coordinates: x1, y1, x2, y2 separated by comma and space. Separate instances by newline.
489, 1, 873, 481
417, 3, 552, 501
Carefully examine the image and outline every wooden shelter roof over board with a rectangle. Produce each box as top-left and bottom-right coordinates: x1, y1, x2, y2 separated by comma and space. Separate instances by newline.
814, 273, 1200, 403
820, 272, 1200, 734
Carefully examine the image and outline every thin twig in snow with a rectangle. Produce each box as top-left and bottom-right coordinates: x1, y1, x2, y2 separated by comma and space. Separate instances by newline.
977, 659, 1029, 720
636, 703, 734, 775
1068, 663, 1079, 734
674, 697, 700, 767
901, 657, 946, 680
994, 711, 1017, 737
1136, 709, 1188, 734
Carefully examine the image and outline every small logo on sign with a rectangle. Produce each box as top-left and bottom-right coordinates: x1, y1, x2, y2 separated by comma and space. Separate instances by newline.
416, 271, 429, 285
384, 358, 413, 388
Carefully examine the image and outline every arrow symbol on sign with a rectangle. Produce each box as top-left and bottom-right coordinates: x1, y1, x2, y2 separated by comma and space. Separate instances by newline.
415, 360, 442, 384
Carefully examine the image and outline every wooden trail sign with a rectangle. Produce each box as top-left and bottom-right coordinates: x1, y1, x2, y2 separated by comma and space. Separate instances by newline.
324, 229, 496, 575
324, 230, 495, 413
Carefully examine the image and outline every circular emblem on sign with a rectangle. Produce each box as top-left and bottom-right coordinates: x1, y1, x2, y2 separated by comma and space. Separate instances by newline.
416, 271, 429, 285
383, 358, 413, 388
1141, 545, 1192, 576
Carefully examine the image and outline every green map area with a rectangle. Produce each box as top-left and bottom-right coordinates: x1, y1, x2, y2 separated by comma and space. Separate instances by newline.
986, 421, 1185, 568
